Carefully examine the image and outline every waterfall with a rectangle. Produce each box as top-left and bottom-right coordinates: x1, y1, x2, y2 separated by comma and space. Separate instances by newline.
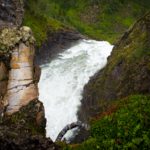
39, 39, 113, 141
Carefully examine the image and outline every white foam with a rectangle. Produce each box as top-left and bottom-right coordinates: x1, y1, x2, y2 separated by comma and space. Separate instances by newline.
39, 39, 113, 141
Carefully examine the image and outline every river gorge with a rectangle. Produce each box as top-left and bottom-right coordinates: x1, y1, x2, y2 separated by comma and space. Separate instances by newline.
39, 39, 113, 141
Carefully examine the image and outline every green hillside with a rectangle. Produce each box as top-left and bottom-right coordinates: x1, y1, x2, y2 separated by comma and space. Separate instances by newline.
67, 11, 150, 150
23, 0, 150, 46
69, 95, 150, 150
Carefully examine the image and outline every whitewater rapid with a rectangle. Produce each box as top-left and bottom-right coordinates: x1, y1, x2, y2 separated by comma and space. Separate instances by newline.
39, 39, 113, 141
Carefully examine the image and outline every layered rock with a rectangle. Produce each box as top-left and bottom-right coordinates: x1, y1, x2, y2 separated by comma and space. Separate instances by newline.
0, 26, 35, 113
0, 0, 61, 149
3, 28, 38, 115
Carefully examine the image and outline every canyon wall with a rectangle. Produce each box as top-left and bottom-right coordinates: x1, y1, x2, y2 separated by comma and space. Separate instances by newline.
0, 1, 59, 149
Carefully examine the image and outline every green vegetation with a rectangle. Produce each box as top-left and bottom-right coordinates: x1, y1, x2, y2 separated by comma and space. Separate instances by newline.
2, 100, 45, 136
24, 0, 150, 46
108, 12, 150, 71
58, 12, 150, 150
66, 95, 150, 149
23, 1, 150, 149
23, 1, 65, 46
81, 12, 150, 107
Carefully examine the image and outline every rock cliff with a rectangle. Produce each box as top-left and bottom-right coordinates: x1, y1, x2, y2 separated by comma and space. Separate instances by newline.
80, 12, 150, 121
0, 1, 59, 149
1, 27, 38, 115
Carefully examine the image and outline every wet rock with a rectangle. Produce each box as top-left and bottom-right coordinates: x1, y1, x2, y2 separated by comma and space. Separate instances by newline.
35, 30, 84, 65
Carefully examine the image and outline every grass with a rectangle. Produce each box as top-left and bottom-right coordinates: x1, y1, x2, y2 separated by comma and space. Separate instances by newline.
23, 0, 150, 46
23, 2, 65, 46
66, 95, 150, 149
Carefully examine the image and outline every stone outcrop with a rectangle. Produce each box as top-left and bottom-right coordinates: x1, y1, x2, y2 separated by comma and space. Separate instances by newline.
0, 27, 35, 52
0, 100, 60, 150
0, 61, 8, 113
0, 27, 60, 149
3, 28, 38, 115
56, 121, 89, 142
0, 26, 36, 115
0, 0, 24, 29
0, 25, 60, 149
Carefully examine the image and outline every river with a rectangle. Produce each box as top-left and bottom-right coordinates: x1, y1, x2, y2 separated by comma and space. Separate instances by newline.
39, 39, 113, 141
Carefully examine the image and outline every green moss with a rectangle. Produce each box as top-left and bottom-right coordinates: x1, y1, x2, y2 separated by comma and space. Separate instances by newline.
23, 12, 47, 47
23, 10, 64, 47
68, 95, 150, 150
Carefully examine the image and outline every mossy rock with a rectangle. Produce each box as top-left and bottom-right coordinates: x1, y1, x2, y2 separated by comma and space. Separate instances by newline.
0, 26, 35, 53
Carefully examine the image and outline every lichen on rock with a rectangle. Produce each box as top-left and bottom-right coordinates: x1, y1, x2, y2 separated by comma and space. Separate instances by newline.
0, 26, 35, 53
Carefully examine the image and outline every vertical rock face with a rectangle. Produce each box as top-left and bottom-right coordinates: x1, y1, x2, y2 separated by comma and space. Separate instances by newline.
5, 41, 38, 115
0, 26, 37, 115
0, 0, 24, 29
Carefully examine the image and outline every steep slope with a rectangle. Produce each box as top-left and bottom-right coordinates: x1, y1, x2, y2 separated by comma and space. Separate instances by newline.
65, 12, 150, 150
72, 95, 150, 149
24, 0, 150, 45
80, 12, 150, 119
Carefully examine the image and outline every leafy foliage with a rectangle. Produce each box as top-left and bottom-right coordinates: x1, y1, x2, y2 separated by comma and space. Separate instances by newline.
69, 95, 150, 149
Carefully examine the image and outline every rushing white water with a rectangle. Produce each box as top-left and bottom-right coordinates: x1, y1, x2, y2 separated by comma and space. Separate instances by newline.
39, 39, 113, 141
